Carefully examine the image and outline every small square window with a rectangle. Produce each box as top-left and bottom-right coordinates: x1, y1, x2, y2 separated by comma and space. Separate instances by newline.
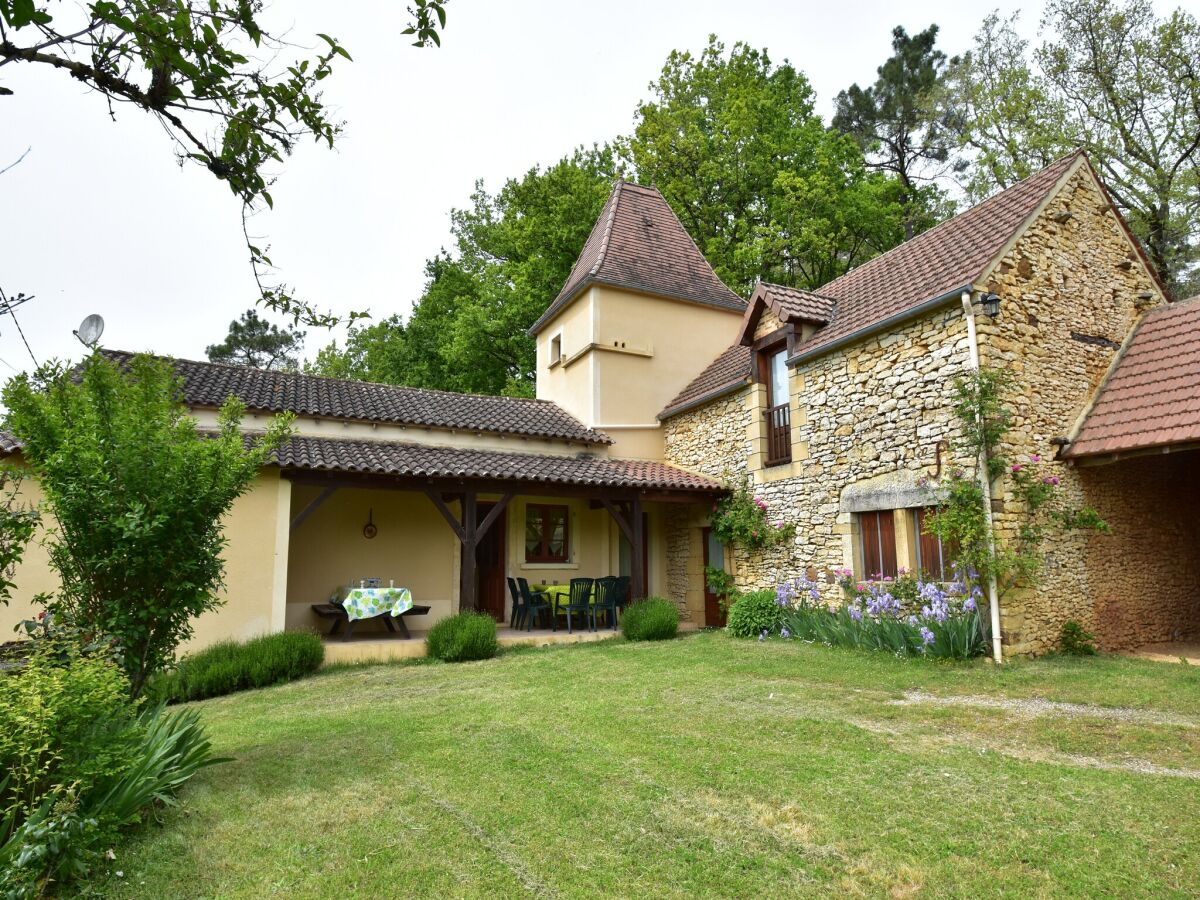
550, 334, 562, 364
525, 504, 569, 563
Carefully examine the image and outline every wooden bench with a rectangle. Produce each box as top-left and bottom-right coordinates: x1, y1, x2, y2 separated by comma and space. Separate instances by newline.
310, 603, 432, 641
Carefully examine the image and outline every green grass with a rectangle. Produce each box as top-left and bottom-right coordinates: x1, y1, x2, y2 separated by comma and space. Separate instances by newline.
95, 633, 1200, 898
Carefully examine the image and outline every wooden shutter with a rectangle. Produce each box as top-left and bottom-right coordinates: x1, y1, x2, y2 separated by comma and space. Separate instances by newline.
916, 508, 943, 580
861, 512, 881, 578
860, 510, 898, 579
878, 511, 898, 578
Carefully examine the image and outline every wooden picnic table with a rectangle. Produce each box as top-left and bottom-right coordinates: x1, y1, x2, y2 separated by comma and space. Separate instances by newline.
310, 603, 432, 641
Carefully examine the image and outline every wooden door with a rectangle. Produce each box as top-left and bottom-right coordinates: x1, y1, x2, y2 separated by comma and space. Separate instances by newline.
702, 527, 727, 627
619, 512, 650, 596
475, 503, 507, 622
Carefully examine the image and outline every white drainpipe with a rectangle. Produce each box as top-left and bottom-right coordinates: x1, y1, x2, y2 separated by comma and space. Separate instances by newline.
960, 291, 1004, 664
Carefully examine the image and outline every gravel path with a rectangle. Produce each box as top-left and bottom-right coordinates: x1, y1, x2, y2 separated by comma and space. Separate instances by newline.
894, 690, 1198, 728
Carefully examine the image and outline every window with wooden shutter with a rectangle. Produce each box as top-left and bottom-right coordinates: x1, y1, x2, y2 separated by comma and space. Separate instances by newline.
859, 510, 898, 579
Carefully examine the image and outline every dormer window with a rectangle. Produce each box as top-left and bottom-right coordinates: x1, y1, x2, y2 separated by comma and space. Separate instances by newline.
758, 342, 791, 465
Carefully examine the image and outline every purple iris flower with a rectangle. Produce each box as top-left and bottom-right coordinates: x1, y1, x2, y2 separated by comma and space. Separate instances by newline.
920, 626, 936, 646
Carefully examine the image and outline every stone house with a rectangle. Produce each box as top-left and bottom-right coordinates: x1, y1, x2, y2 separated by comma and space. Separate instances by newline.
2, 151, 1194, 659
641, 150, 1194, 656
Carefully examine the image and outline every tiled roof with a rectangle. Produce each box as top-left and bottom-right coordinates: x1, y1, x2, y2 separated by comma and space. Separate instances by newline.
658, 344, 752, 419
759, 282, 836, 325
529, 181, 745, 334
275, 435, 723, 492
792, 151, 1085, 361
0, 431, 21, 454
1066, 297, 1200, 458
101, 351, 611, 445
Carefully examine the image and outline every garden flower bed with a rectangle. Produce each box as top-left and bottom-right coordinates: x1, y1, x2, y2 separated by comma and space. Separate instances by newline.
765, 570, 988, 659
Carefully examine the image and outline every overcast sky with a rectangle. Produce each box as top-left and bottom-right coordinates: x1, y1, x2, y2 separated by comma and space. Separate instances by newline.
0, 0, 1142, 373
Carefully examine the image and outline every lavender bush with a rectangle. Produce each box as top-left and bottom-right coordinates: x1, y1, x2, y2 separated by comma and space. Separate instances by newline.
770, 571, 988, 660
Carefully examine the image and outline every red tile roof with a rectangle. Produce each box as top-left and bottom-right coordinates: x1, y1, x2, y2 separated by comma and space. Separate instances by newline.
791, 151, 1085, 362
661, 153, 1097, 420
529, 181, 745, 334
657, 344, 752, 419
274, 435, 723, 492
101, 351, 612, 445
0, 429, 724, 493
1066, 297, 1200, 458
758, 282, 836, 325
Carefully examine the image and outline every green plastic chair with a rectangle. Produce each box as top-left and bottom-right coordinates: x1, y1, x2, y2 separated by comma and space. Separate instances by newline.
592, 576, 622, 631
515, 578, 554, 631
556, 578, 594, 634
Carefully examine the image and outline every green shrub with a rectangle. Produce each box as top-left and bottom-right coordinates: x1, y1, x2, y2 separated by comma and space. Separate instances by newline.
0, 647, 141, 828
726, 590, 783, 638
0, 646, 217, 896
621, 598, 679, 641
147, 631, 324, 704
426, 612, 498, 662
1059, 620, 1098, 656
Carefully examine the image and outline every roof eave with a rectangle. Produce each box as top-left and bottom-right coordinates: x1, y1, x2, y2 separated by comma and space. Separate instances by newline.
658, 377, 751, 421
787, 284, 973, 368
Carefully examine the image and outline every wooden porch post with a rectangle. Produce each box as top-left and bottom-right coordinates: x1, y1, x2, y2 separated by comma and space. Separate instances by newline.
601, 495, 646, 601
459, 490, 478, 613
630, 495, 645, 601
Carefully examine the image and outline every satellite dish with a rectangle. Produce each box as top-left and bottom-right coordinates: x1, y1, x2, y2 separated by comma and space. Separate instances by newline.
74, 314, 105, 348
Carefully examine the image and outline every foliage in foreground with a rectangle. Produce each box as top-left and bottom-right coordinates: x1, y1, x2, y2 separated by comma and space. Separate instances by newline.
0, 0, 448, 326
621, 598, 679, 642
426, 612, 498, 663
146, 632, 324, 705
2, 352, 292, 698
0, 645, 216, 897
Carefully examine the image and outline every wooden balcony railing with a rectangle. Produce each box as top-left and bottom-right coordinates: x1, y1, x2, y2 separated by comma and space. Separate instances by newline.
764, 403, 791, 466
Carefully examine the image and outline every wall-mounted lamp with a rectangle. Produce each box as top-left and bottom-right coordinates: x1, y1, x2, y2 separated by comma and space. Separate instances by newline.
980, 293, 1002, 318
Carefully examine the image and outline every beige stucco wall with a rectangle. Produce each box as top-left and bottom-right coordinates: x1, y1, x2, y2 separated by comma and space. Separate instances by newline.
284, 483, 457, 634
536, 285, 743, 460
0, 468, 58, 641
1, 466, 291, 654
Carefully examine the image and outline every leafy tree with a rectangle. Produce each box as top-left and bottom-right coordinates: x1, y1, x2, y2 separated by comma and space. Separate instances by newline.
622, 36, 913, 293
0, 470, 37, 609
207, 309, 305, 371
949, 1, 1200, 297
2, 353, 292, 698
310, 148, 617, 395
833, 25, 958, 240
0, 0, 448, 325
943, 13, 1067, 202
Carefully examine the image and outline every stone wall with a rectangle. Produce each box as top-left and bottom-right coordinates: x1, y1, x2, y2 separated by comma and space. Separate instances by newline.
976, 165, 1165, 654
664, 305, 976, 603
1078, 451, 1200, 650
663, 161, 1175, 656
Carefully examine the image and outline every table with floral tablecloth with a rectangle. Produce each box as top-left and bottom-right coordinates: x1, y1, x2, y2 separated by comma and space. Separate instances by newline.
341, 586, 413, 621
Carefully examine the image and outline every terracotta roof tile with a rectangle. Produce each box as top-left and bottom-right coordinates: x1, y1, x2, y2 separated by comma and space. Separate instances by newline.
793, 151, 1085, 361
530, 181, 744, 334
275, 435, 722, 492
658, 344, 752, 419
101, 351, 611, 445
759, 282, 836, 325
1067, 297, 1200, 458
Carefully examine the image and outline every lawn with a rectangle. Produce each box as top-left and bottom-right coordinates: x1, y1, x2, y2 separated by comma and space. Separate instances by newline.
96, 632, 1200, 898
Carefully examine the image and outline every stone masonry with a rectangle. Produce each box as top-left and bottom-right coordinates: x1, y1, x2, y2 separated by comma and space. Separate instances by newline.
664, 164, 1173, 654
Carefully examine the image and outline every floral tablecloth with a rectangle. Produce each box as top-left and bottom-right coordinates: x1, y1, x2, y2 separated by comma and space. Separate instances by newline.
341, 587, 413, 621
